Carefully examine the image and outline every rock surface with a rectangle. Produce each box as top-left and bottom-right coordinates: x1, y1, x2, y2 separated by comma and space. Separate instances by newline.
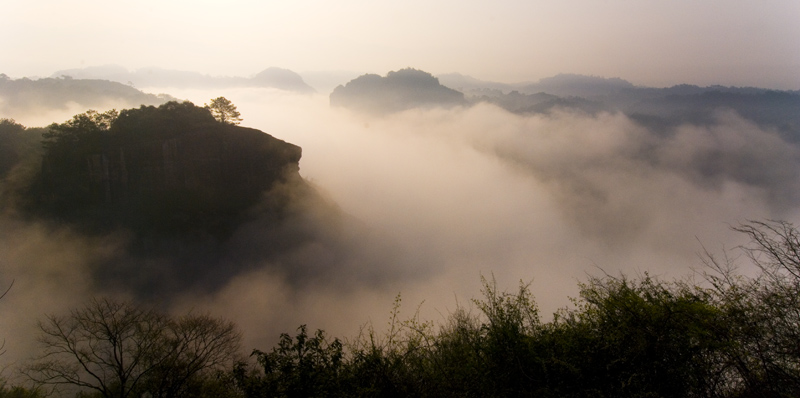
36, 101, 302, 236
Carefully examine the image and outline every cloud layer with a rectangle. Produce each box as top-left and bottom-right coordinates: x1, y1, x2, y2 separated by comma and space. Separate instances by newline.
2, 89, 799, 368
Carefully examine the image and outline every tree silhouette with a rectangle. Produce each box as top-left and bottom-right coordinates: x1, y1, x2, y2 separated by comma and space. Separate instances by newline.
24, 298, 241, 398
205, 97, 242, 125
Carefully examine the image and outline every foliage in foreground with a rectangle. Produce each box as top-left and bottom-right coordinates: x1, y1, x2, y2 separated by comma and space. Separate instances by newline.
237, 220, 800, 398
16, 220, 800, 397
0, 380, 43, 398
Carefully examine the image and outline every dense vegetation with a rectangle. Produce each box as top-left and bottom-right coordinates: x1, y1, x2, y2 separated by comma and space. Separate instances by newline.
0, 119, 44, 210
231, 222, 800, 397
2, 220, 797, 397
29, 100, 301, 235
232, 220, 800, 398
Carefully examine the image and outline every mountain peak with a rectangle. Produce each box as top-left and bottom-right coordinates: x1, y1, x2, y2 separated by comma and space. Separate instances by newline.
330, 68, 467, 114
252, 67, 315, 93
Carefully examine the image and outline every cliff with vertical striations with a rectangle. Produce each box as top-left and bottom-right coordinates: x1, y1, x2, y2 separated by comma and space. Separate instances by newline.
35, 101, 302, 235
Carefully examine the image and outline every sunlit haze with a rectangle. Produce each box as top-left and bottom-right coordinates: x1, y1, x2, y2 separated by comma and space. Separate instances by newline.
4, 0, 800, 89
2, 1, 800, 392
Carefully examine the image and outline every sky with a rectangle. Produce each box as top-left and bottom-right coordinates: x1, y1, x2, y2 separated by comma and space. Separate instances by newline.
3, 0, 800, 89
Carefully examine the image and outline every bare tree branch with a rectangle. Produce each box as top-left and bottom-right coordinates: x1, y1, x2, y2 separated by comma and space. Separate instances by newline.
24, 298, 241, 398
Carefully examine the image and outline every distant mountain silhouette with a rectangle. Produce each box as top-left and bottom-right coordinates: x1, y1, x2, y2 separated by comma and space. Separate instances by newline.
443, 73, 800, 139
437, 73, 518, 94
471, 90, 611, 115
52, 65, 316, 93
437, 73, 635, 98
0, 74, 174, 116
251, 67, 316, 93
301, 70, 363, 95
330, 68, 468, 114
519, 74, 636, 97
623, 89, 800, 140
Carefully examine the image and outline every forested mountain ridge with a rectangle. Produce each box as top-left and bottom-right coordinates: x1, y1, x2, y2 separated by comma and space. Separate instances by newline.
330, 70, 800, 139
0, 74, 174, 117
51, 65, 316, 93
330, 68, 467, 114
436, 73, 800, 139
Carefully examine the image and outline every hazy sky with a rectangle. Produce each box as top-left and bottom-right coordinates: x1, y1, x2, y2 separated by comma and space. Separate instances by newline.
4, 0, 799, 89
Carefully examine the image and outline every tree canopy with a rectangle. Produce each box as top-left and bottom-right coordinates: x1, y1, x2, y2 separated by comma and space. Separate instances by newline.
230, 220, 800, 398
205, 97, 242, 125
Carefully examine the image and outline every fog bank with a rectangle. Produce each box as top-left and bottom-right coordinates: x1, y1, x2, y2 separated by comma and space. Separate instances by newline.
2, 87, 797, 366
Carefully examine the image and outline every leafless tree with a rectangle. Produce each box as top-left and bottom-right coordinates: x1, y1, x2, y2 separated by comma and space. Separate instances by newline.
700, 220, 800, 395
0, 280, 12, 358
145, 314, 242, 398
24, 298, 241, 398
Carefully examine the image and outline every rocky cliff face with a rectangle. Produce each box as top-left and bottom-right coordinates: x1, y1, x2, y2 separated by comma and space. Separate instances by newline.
23, 101, 331, 299
36, 101, 302, 235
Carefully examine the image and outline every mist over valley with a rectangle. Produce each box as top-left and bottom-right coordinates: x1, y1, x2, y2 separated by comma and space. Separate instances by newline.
2, 1, 798, 393
1, 65, 800, 395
